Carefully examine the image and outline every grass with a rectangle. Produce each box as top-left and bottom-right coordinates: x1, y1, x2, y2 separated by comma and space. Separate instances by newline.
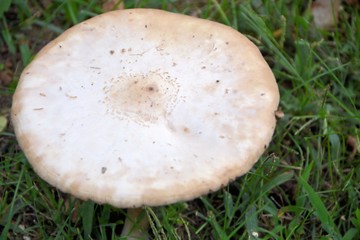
1, 0, 359, 239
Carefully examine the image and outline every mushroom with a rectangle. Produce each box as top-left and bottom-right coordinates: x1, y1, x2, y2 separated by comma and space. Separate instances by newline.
11, 8, 279, 238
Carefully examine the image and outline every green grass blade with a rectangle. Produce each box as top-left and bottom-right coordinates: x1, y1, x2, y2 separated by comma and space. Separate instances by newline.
239, 3, 301, 81
208, 211, 229, 240
0, 0, 11, 18
343, 228, 359, 240
146, 207, 168, 240
0, 165, 25, 239
298, 175, 340, 238
263, 171, 294, 194
66, 0, 79, 25
80, 201, 95, 239
245, 203, 258, 239
210, 0, 231, 26
1, 19, 16, 54
19, 43, 32, 67
224, 190, 234, 228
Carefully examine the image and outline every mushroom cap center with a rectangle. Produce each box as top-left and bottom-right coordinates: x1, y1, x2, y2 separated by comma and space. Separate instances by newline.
104, 71, 179, 125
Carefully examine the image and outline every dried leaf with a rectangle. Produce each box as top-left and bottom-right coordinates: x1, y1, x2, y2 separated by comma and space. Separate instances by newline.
347, 135, 359, 160
0, 115, 7, 132
102, 0, 124, 12
312, 0, 341, 29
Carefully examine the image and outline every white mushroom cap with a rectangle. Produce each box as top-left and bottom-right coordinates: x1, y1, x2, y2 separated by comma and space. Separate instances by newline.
12, 9, 279, 208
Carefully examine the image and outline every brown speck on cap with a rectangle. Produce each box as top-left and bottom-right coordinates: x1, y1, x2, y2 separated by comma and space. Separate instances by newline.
11, 8, 279, 208
65, 93, 77, 99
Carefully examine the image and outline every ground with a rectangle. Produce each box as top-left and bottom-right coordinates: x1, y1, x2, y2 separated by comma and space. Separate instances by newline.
1, 1, 359, 239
